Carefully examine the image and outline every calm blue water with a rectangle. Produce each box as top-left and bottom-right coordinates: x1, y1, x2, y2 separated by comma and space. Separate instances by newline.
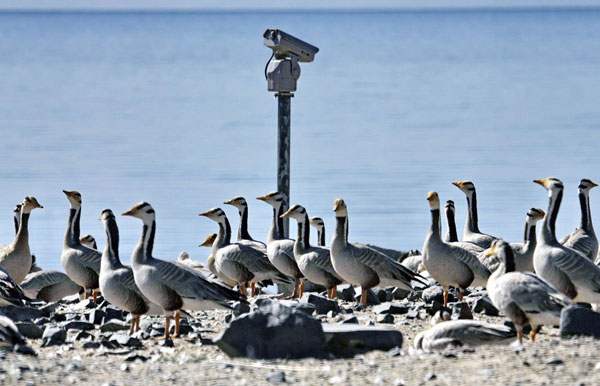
1, 9, 599, 270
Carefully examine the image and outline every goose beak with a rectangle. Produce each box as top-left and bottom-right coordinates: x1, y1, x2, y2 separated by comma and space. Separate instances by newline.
484, 244, 498, 258
198, 211, 211, 217
451, 182, 461, 188
63, 190, 74, 197
122, 209, 135, 216
590, 181, 599, 188
37, 204, 44, 209
256, 195, 268, 202
533, 179, 547, 187
223, 199, 233, 205
280, 208, 293, 218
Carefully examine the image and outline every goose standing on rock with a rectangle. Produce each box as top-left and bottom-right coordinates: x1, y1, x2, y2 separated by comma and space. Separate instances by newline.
281, 205, 343, 299
422, 192, 491, 306
559, 179, 598, 260
200, 207, 291, 296
99, 209, 161, 335
485, 239, 572, 343
61, 190, 101, 302
309, 217, 326, 247
443, 199, 485, 255
223, 196, 267, 252
80, 235, 98, 250
123, 202, 244, 340
257, 192, 303, 298
0, 196, 43, 284
330, 199, 426, 305
533, 178, 600, 302
452, 181, 498, 249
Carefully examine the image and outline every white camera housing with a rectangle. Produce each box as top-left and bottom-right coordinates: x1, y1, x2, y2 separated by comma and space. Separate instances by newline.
263, 29, 319, 63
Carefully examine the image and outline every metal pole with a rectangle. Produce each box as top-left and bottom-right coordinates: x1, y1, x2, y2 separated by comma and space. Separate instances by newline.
277, 92, 291, 238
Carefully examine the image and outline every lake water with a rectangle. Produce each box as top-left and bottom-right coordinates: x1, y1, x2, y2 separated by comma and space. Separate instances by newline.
1, 9, 599, 270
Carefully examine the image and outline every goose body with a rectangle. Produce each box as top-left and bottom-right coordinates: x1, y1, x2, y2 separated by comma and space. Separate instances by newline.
423, 192, 491, 306
559, 179, 598, 260
330, 199, 426, 304
200, 234, 238, 287
414, 320, 516, 351
20, 270, 82, 303
0, 197, 43, 284
453, 181, 498, 249
0, 267, 25, 306
282, 205, 343, 298
60, 191, 101, 298
486, 239, 572, 343
257, 192, 303, 297
224, 196, 267, 252
533, 178, 600, 303
124, 202, 244, 340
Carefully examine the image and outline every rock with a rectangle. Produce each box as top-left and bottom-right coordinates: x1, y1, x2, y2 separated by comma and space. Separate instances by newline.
73, 331, 94, 341
0, 306, 45, 322
34, 317, 51, 326
472, 296, 499, 316
39, 302, 59, 316
250, 296, 276, 308
546, 357, 564, 365
73, 299, 97, 310
391, 288, 411, 300
278, 300, 317, 315
425, 300, 450, 316
88, 309, 107, 325
335, 284, 356, 302
62, 321, 95, 331
560, 305, 600, 339
159, 339, 174, 347
449, 302, 473, 320
104, 306, 124, 321
422, 286, 455, 304
232, 301, 251, 317
82, 341, 101, 349
322, 324, 403, 357
376, 314, 394, 324
266, 371, 286, 383
354, 289, 380, 305
424, 372, 436, 381
372, 302, 409, 315
41, 326, 66, 346
125, 353, 148, 362
12, 344, 36, 356
169, 324, 194, 336
100, 320, 129, 333
300, 293, 340, 315
50, 313, 66, 323
15, 322, 43, 339
340, 316, 359, 324
110, 334, 142, 347
406, 308, 420, 319
374, 288, 389, 303
214, 302, 325, 359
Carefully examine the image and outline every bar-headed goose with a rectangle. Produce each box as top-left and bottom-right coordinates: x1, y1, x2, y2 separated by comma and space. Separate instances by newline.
20, 270, 83, 303
223, 196, 267, 252
559, 179, 598, 260
414, 320, 516, 351
80, 234, 98, 250
452, 180, 498, 249
309, 217, 326, 247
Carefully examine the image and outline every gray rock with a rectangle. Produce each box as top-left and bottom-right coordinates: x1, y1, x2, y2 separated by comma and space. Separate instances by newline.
50, 313, 66, 323
88, 309, 106, 325
372, 302, 409, 315
159, 339, 174, 347
41, 326, 66, 346
125, 353, 148, 362
354, 289, 380, 305
391, 288, 411, 300
104, 306, 124, 321
82, 341, 101, 349
62, 321, 95, 331
12, 344, 36, 356
560, 305, 600, 338
339, 316, 359, 324
546, 357, 564, 365
425, 300, 450, 316
376, 314, 394, 324
232, 301, 251, 317
39, 302, 59, 316
169, 323, 194, 336
335, 284, 356, 302
110, 334, 142, 347
449, 302, 473, 320
34, 317, 51, 326
406, 308, 420, 319
277, 300, 317, 315
422, 286, 455, 304
472, 296, 499, 316
214, 302, 325, 359
375, 288, 390, 303
74, 299, 97, 309
100, 320, 129, 333
266, 371, 286, 383
15, 322, 43, 339
300, 293, 340, 315
0, 306, 45, 322
73, 331, 94, 341
322, 324, 403, 357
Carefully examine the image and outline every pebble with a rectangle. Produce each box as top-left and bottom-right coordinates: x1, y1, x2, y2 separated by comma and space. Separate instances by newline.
266, 371, 286, 383
546, 357, 564, 365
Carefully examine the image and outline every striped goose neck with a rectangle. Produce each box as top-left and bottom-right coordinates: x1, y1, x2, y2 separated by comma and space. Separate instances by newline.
13, 212, 30, 251
133, 219, 155, 263
13, 213, 19, 235
267, 205, 285, 242
579, 192, 593, 231
333, 215, 348, 247
103, 218, 121, 268
522, 222, 537, 254
238, 207, 253, 241
445, 208, 458, 242
429, 209, 441, 240
465, 191, 480, 234
65, 207, 82, 247
294, 214, 311, 251
541, 190, 563, 244
318, 227, 326, 247
213, 217, 232, 254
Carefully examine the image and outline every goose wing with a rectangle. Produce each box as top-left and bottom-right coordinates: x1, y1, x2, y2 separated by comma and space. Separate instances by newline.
0, 268, 24, 306
563, 232, 597, 259
221, 244, 290, 283
21, 270, 71, 293
446, 243, 491, 281
77, 246, 101, 273
550, 246, 600, 292
303, 247, 342, 279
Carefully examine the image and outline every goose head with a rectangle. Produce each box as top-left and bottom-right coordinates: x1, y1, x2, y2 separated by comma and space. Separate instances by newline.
198, 208, 227, 223
526, 208, 545, 225
533, 177, 564, 197
223, 196, 248, 212
98, 209, 115, 222
122, 202, 155, 224
333, 199, 348, 217
178, 252, 189, 262
22, 196, 43, 213
63, 190, 82, 209
426, 191, 440, 210
578, 179, 598, 195
280, 204, 307, 221
445, 200, 455, 214
256, 192, 285, 208
452, 180, 475, 196
80, 234, 97, 249
199, 233, 217, 247
13, 204, 22, 215
309, 216, 325, 231
484, 239, 515, 273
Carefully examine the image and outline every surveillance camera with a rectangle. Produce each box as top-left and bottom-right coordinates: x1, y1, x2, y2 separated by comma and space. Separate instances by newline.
263, 29, 319, 63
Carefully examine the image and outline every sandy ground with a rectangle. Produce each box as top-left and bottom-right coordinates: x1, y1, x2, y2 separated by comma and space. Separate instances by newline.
2, 298, 600, 386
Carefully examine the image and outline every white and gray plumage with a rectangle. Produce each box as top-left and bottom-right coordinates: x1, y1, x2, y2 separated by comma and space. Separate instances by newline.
414, 320, 516, 351
486, 239, 572, 343
443, 199, 485, 256
124, 202, 244, 340
452, 181, 499, 249
20, 270, 82, 303
0, 313, 26, 348
200, 206, 292, 296
422, 192, 491, 306
330, 199, 427, 305
309, 216, 327, 247
281, 205, 344, 299
177, 251, 206, 270
533, 178, 600, 303
11, 204, 43, 274
99, 209, 162, 335
0, 196, 43, 284
61, 190, 101, 301
80, 234, 98, 250
0, 267, 25, 306
559, 179, 598, 260
224, 196, 267, 252
200, 233, 237, 287
257, 192, 304, 297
